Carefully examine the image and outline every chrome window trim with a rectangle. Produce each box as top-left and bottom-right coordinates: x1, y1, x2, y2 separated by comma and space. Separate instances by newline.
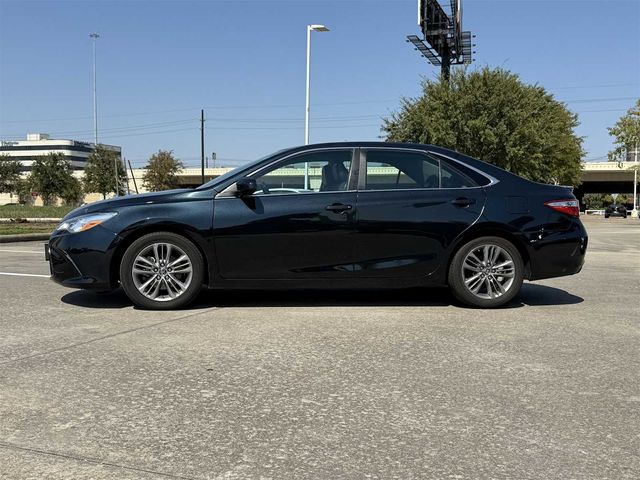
215, 147, 357, 199
360, 146, 496, 192
426, 149, 499, 187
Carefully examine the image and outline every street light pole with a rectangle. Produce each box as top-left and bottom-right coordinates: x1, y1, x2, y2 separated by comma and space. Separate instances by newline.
633, 139, 638, 217
89, 32, 118, 195
89, 33, 99, 145
304, 24, 329, 189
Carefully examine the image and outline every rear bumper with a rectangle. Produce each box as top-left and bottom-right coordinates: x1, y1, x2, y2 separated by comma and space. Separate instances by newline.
47, 226, 122, 291
526, 220, 588, 281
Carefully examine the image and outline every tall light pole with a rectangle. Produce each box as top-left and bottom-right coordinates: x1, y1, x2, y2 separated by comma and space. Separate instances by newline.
90, 33, 120, 196
304, 24, 329, 189
305, 24, 329, 145
633, 138, 638, 217
89, 33, 99, 145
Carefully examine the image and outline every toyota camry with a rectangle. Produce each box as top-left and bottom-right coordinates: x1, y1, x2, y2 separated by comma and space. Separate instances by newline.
46, 142, 588, 309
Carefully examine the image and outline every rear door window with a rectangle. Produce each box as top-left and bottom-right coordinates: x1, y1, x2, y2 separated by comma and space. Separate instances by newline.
364, 149, 477, 190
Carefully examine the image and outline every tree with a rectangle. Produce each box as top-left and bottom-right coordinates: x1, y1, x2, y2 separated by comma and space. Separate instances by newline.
30, 153, 75, 206
61, 176, 84, 206
0, 155, 22, 201
84, 144, 126, 199
383, 67, 584, 185
608, 99, 640, 162
583, 193, 632, 209
142, 150, 184, 192
16, 177, 33, 205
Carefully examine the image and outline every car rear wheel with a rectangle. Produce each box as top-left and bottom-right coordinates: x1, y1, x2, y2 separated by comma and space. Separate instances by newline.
120, 232, 204, 310
448, 236, 524, 308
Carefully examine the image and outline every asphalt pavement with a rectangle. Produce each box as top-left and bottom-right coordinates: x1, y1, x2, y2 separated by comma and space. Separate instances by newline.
0, 215, 638, 479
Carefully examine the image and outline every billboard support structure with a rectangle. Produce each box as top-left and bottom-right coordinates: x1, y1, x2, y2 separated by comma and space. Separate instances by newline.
407, 0, 474, 80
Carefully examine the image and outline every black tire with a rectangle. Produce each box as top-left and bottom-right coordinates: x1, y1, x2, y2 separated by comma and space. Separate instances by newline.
119, 232, 204, 310
604, 215, 609, 219
448, 236, 524, 308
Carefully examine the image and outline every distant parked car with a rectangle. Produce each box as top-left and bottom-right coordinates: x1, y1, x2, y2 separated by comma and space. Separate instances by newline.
605, 204, 627, 219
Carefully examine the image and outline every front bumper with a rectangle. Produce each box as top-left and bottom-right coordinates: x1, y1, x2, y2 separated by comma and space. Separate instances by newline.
47, 226, 122, 291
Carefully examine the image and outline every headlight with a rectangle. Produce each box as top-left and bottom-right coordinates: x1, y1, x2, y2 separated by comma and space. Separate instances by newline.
56, 212, 118, 233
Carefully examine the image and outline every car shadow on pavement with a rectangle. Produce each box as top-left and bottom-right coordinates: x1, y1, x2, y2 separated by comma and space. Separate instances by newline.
60, 283, 583, 309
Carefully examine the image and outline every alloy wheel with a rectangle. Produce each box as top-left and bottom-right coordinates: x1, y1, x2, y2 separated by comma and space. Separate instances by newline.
461, 244, 516, 299
131, 242, 193, 302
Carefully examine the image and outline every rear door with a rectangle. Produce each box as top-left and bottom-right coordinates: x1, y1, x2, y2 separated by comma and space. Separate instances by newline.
212, 148, 359, 279
352, 148, 486, 278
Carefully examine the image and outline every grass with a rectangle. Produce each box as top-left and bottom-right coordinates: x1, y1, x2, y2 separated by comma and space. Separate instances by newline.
0, 222, 56, 235
0, 205, 74, 219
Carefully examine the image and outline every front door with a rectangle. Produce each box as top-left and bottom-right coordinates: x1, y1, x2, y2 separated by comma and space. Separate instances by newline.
352, 148, 486, 278
213, 149, 358, 279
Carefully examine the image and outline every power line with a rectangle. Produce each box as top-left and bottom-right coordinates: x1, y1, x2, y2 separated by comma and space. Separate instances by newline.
0, 100, 398, 125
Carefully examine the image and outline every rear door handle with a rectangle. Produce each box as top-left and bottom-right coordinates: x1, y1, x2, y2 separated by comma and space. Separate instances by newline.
451, 197, 476, 207
325, 203, 353, 213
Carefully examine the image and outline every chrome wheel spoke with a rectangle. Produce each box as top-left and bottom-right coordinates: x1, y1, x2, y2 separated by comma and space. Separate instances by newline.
163, 244, 172, 264
163, 277, 178, 299
140, 275, 162, 299
463, 256, 482, 272
168, 255, 192, 273
467, 274, 484, 294
133, 257, 155, 275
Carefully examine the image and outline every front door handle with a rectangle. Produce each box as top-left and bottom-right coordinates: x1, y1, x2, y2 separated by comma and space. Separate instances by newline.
451, 197, 476, 207
325, 203, 353, 213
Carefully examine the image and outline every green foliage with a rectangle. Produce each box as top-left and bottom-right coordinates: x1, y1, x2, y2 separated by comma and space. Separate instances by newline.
608, 99, 640, 162
0, 204, 74, 218
383, 67, 584, 185
16, 177, 34, 205
84, 145, 127, 199
142, 150, 184, 192
61, 176, 84, 206
583, 193, 632, 209
0, 222, 57, 235
30, 153, 76, 206
0, 155, 22, 196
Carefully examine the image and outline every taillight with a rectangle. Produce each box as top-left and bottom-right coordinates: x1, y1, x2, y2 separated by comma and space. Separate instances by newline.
545, 199, 580, 218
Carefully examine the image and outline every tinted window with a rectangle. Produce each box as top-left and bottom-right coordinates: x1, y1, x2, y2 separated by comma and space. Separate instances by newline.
253, 150, 352, 195
440, 161, 477, 188
365, 150, 477, 190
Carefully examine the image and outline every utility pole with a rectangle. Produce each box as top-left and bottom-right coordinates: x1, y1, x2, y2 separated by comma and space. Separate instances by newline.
200, 109, 205, 185
122, 157, 130, 195
128, 159, 139, 194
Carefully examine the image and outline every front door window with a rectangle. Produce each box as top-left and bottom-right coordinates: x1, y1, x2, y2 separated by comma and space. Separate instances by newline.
252, 150, 353, 195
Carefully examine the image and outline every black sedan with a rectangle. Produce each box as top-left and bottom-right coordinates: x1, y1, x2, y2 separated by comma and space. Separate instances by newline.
47, 143, 588, 309
604, 204, 627, 218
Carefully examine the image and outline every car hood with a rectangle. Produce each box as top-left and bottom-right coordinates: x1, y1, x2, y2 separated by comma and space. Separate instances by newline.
62, 189, 193, 221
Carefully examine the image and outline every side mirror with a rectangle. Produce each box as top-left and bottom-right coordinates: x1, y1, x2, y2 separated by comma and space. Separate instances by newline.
235, 177, 257, 197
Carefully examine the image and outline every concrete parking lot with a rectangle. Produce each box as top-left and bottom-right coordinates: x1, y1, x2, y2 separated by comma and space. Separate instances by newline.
0, 215, 638, 479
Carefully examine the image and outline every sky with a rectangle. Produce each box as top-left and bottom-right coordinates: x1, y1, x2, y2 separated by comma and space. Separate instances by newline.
1, 0, 639, 169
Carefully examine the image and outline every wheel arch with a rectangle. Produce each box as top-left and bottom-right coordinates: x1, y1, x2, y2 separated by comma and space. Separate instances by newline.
446, 224, 532, 283
109, 223, 211, 288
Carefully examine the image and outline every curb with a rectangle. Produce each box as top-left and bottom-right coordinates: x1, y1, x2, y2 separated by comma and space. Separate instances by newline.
0, 233, 50, 243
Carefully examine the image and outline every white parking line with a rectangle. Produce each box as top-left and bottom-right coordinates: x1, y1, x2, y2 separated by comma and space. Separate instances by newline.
0, 272, 50, 278
0, 249, 42, 254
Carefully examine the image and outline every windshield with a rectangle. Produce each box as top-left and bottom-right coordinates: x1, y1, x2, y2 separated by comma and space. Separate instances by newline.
197, 149, 288, 190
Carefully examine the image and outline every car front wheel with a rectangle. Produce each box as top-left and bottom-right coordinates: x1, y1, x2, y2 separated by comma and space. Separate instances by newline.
120, 232, 204, 310
448, 236, 524, 308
